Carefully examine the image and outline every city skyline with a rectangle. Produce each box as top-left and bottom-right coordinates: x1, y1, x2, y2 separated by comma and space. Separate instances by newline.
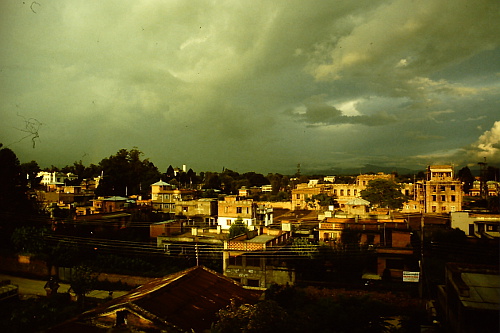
1, 1, 499, 174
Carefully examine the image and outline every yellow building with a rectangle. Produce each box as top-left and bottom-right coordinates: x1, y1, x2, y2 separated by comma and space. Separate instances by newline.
421, 165, 463, 213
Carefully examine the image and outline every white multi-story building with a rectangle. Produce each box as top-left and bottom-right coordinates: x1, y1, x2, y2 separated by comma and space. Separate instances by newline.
37, 171, 78, 185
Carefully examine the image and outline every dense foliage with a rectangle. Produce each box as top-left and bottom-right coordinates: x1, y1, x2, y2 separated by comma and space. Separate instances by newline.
213, 284, 424, 333
228, 217, 249, 238
360, 179, 408, 209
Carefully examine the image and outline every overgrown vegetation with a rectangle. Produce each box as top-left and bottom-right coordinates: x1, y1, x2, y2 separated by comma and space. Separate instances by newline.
0, 294, 82, 333
212, 284, 426, 333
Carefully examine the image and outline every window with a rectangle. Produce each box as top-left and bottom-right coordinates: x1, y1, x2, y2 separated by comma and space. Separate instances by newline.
451, 195, 455, 202
246, 256, 260, 267
296, 194, 300, 199
487, 225, 496, 231
440, 186, 446, 191
227, 219, 232, 226
236, 207, 242, 214
347, 189, 351, 196
442, 206, 446, 211
247, 279, 260, 287
432, 206, 437, 212
228, 256, 243, 266
432, 195, 436, 201
441, 195, 446, 201
333, 189, 337, 195
340, 189, 344, 196
354, 189, 357, 195
451, 185, 455, 191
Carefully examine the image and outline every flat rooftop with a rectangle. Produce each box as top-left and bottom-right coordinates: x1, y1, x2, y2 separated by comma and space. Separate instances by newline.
244, 234, 276, 243
460, 272, 500, 311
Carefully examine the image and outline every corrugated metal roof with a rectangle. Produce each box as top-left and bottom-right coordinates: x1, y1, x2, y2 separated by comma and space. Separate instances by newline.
80, 266, 262, 332
346, 198, 370, 206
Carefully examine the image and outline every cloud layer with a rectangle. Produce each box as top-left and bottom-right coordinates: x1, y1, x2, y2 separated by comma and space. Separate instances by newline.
1, 0, 499, 173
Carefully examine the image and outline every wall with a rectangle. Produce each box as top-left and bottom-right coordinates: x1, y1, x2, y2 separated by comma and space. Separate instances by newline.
0, 255, 56, 278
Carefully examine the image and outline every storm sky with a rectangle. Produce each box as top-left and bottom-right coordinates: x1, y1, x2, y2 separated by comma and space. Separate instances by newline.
1, 0, 499, 174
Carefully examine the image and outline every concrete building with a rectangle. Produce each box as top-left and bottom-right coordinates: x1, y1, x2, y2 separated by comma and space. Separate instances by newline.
217, 196, 273, 230
437, 263, 499, 333
37, 171, 78, 186
356, 172, 395, 190
401, 165, 463, 214
150, 180, 197, 214
174, 198, 218, 226
318, 215, 414, 281
223, 228, 294, 288
291, 172, 395, 212
451, 212, 500, 239
421, 165, 463, 213
468, 180, 500, 197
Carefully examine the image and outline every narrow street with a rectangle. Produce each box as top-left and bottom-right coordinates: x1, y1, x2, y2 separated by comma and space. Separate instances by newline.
0, 273, 128, 300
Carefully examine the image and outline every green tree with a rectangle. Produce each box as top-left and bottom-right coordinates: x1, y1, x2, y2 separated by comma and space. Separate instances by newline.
291, 237, 317, 258
11, 226, 49, 255
69, 265, 98, 307
212, 300, 291, 333
20, 160, 41, 189
360, 179, 408, 209
0, 146, 28, 212
306, 193, 336, 210
457, 166, 475, 193
96, 148, 160, 197
228, 217, 249, 238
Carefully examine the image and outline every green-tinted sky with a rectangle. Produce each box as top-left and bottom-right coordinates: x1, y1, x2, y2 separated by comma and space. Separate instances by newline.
1, 0, 499, 173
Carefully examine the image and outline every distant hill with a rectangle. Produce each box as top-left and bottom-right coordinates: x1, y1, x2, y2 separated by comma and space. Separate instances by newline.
302, 164, 423, 176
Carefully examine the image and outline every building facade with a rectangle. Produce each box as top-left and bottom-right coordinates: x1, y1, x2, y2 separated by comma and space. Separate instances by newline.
150, 180, 197, 214
217, 196, 272, 230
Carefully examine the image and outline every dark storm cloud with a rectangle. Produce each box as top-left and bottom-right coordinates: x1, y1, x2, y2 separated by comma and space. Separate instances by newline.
0, 0, 499, 173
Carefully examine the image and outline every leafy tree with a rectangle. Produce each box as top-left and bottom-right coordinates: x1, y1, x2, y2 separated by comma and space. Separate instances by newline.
266, 173, 289, 194
96, 148, 161, 197
242, 172, 270, 187
0, 146, 29, 212
228, 217, 249, 238
203, 172, 222, 190
11, 226, 73, 278
11, 226, 49, 255
212, 300, 291, 333
306, 193, 336, 210
69, 265, 98, 307
20, 160, 41, 189
360, 179, 408, 209
334, 175, 356, 184
291, 237, 317, 258
486, 166, 500, 181
457, 166, 475, 193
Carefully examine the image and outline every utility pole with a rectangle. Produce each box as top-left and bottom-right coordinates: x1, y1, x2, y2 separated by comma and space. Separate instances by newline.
419, 211, 425, 299
195, 242, 199, 266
